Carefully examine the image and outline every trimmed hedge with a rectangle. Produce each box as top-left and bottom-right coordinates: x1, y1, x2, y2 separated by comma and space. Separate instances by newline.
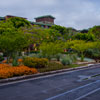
0, 64, 38, 79
23, 57, 48, 68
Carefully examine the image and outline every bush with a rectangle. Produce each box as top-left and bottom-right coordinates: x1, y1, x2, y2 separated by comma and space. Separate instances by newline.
70, 54, 77, 62
2, 60, 7, 63
38, 62, 82, 73
38, 62, 67, 72
0, 64, 38, 79
85, 48, 100, 62
30, 50, 40, 54
2, 59, 23, 64
30, 53, 44, 58
12, 59, 19, 66
2, 59, 13, 63
0, 55, 4, 62
61, 55, 72, 65
23, 57, 48, 68
55, 53, 62, 61
61, 54, 77, 65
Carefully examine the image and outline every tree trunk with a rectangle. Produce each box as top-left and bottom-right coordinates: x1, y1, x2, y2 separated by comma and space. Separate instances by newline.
81, 52, 84, 62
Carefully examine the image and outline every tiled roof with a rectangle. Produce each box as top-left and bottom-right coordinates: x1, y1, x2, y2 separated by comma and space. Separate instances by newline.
30, 22, 54, 26
5, 15, 27, 19
34, 15, 55, 19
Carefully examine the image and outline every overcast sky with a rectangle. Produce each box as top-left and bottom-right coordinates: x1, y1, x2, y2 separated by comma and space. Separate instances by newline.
0, 0, 100, 30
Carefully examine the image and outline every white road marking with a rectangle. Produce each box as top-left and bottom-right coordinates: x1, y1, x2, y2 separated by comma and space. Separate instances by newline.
0, 65, 99, 87
75, 87, 100, 100
46, 80, 100, 100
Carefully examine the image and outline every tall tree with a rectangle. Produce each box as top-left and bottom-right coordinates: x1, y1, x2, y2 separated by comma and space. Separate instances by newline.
7, 17, 31, 28
72, 33, 96, 41
40, 41, 65, 60
0, 21, 32, 64
70, 40, 95, 61
88, 25, 100, 39
50, 25, 78, 40
51, 25, 67, 35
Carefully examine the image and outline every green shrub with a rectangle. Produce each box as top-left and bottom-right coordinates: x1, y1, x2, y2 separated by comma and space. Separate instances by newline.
85, 48, 100, 62
35, 53, 45, 58
23, 57, 48, 68
55, 53, 62, 61
61, 54, 77, 65
30, 51, 40, 54
12, 59, 19, 66
61, 55, 72, 65
70, 54, 77, 62
38, 62, 83, 73
38, 62, 67, 72
29, 54, 38, 57
0, 55, 4, 61
30, 53, 47, 59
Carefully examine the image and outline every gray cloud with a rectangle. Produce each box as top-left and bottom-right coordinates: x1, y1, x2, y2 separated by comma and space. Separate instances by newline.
0, 0, 100, 29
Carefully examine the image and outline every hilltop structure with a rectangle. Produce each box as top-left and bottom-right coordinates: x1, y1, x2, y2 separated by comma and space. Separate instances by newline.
0, 15, 55, 28
31, 15, 55, 28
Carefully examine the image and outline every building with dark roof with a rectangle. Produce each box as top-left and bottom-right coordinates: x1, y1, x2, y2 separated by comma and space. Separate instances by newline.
32, 15, 55, 28
0, 15, 55, 28
35, 15, 55, 24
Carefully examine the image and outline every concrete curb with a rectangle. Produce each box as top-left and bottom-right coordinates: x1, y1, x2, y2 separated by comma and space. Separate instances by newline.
0, 63, 100, 84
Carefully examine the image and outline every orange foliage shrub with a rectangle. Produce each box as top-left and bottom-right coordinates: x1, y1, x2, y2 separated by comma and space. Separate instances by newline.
2, 59, 13, 63
0, 64, 38, 79
18, 59, 23, 62
0, 64, 11, 69
2, 60, 7, 63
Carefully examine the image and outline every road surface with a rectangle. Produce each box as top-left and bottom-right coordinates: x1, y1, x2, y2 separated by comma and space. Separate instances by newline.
0, 64, 100, 100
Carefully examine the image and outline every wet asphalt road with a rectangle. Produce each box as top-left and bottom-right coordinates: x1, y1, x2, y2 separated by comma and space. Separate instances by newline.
0, 64, 100, 100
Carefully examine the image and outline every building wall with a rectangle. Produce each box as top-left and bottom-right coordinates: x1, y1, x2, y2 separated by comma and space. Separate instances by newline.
36, 17, 54, 24
32, 23, 50, 28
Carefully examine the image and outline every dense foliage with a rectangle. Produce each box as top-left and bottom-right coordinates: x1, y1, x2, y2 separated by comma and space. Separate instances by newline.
40, 41, 65, 60
23, 57, 48, 68
7, 17, 31, 28
88, 26, 100, 39
73, 33, 96, 41
0, 64, 38, 79
0, 16, 100, 79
